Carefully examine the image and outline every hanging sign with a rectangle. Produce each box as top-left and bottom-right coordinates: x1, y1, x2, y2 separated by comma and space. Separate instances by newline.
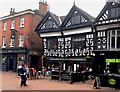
108, 78, 116, 85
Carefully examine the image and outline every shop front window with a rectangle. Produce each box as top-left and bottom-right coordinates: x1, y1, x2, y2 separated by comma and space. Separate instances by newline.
18, 53, 25, 63
105, 59, 120, 74
2, 55, 6, 64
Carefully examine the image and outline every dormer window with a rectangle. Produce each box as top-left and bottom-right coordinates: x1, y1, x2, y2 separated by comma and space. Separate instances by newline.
20, 17, 24, 27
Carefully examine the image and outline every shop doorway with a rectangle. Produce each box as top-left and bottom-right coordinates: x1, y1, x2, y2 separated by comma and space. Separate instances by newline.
30, 56, 41, 70
9, 58, 13, 70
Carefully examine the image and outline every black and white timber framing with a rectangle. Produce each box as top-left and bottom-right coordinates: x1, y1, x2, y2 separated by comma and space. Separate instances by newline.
94, 1, 120, 50
35, 5, 94, 60
35, 1, 120, 75
93, 1, 120, 75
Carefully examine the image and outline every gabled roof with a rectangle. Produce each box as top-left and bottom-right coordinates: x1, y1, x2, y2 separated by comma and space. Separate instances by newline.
61, 5, 94, 30
35, 11, 63, 33
94, 1, 120, 25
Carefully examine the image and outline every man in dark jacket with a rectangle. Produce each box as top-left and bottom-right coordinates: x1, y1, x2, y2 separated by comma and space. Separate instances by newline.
20, 64, 28, 87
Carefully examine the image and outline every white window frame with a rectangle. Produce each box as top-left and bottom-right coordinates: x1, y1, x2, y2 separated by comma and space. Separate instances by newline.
20, 17, 24, 28
10, 38, 14, 47
19, 34, 24, 47
107, 29, 120, 50
11, 20, 15, 29
3, 22, 7, 30
2, 36, 6, 48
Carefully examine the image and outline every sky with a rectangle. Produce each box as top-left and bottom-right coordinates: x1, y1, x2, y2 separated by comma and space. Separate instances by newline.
0, 0, 107, 18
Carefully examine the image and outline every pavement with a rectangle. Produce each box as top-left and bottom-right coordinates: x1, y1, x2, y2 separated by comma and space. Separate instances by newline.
0, 71, 119, 91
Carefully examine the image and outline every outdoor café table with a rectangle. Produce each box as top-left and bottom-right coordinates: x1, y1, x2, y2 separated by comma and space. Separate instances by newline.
50, 70, 59, 80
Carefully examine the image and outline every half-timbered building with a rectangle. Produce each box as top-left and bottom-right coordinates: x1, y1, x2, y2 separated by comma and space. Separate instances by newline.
35, 11, 64, 68
35, 4, 95, 83
60, 5, 94, 73
93, 1, 120, 75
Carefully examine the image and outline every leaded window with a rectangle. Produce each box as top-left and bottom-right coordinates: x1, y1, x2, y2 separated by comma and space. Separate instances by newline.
109, 7, 120, 18
86, 34, 94, 55
71, 15, 80, 25
72, 35, 85, 50
107, 29, 120, 49
65, 37, 71, 57
117, 8, 120, 17
97, 31, 107, 50
46, 20, 53, 28
46, 38, 57, 50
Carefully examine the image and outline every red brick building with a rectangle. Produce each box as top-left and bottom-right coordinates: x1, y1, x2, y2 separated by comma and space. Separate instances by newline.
0, 1, 48, 71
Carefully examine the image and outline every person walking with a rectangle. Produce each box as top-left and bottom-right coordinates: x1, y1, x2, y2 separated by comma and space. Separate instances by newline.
19, 64, 28, 87
93, 75, 101, 89
25, 63, 29, 78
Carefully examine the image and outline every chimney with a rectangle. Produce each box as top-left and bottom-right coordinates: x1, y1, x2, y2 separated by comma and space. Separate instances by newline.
39, 0, 48, 15
10, 8, 16, 15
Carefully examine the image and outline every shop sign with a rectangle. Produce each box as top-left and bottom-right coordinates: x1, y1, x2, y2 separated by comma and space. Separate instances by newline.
116, 59, 120, 63
106, 59, 115, 63
108, 78, 116, 85
106, 59, 120, 63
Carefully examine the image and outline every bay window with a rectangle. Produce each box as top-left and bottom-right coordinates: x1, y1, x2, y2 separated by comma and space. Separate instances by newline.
107, 29, 120, 49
